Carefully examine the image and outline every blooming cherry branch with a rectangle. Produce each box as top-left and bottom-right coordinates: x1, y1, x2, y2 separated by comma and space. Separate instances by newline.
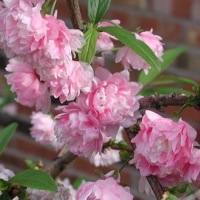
0, 0, 199, 199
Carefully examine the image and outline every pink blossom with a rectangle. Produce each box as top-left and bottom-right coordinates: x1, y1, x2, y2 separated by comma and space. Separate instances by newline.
82, 67, 142, 137
130, 110, 197, 185
0, 0, 47, 57
55, 103, 103, 157
180, 148, 200, 183
46, 61, 94, 103
96, 32, 115, 52
28, 14, 85, 68
115, 29, 164, 74
75, 176, 133, 200
0, 0, 85, 68
5, 57, 51, 113
30, 112, 59, 148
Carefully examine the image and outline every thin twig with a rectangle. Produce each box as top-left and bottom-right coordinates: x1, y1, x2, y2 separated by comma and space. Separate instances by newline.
44, 151, 77, 179
42, 94, 189, 190
66, 0, 83, 30
146, 175, 167, 199
48, 0, 191, 195
139, 93, 189, 110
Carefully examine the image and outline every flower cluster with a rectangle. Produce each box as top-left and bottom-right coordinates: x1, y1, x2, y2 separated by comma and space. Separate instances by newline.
4, 0, 199, 199
55, 67, 142, 157
2, 0, 92, 112
130, 110, 199, 186
55, 102, 103, 157
1, 0, 165, 160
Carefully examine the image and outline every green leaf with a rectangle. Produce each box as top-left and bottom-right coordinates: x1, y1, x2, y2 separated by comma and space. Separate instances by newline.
87, 0, 111, 24
138, 46, 187, 85
73, 177, 87, 190
139, 87, 193, 96
0, 96, 7, 110
79, 28, 99, 64
187, 96, 200, 107
0, 123, 18, 155
41, 0, 57, 15
9, 169, 58, 192
150, 75, 199, 86
98, 26, 160, 71
193, 85, 200, 92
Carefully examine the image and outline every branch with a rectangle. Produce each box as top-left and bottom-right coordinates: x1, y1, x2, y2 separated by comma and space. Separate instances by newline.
44, 151, 77, 179
66, 0, 83, 30
139, 93, 189, 110
125, 126, 167, 200
43, 94, 190, 186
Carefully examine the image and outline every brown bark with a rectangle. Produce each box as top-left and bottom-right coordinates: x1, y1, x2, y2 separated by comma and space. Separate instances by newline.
66, 0, 83, 30
44, 151, 77, 179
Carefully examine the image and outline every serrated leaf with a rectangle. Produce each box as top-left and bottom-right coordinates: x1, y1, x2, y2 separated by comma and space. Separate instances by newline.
99, 26, 160, 71
138, 46, 187, 85
0, 123, 17, 155
79, 28, 99, 64
9, 169, 57, 192
87, 0, 111, 24
139, 87, 193, 96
